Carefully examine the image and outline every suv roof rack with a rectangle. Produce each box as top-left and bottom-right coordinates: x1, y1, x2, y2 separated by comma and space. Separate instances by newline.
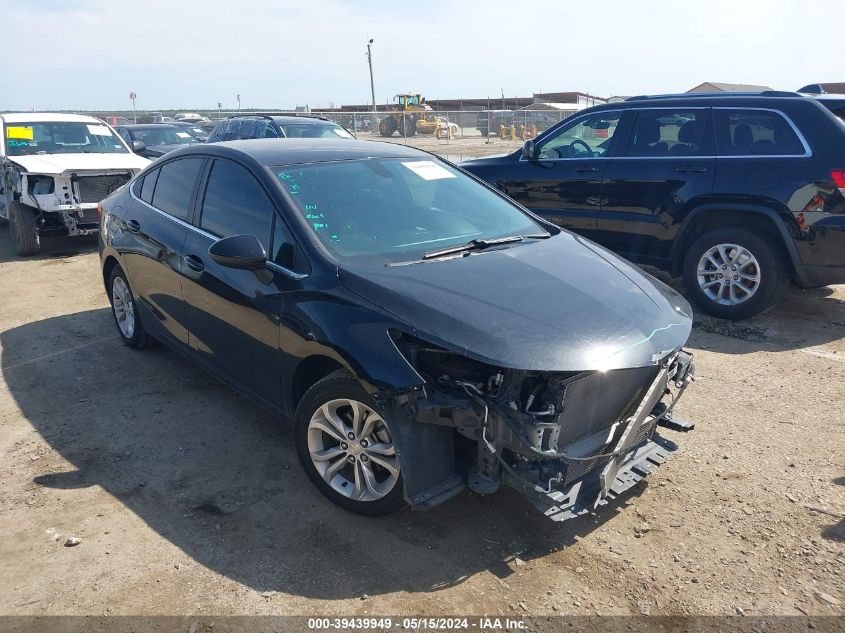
625, 91, 801, 101
225, 112, 331, 122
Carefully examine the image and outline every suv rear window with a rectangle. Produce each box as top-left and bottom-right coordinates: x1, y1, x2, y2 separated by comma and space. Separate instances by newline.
714, 109, 805, 156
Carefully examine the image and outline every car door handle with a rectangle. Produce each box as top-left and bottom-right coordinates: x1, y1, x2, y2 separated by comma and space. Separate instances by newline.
126, 219, 141, 232
675, 166, 708, 173
575, 166, 600, 173
183, 254, 205, 272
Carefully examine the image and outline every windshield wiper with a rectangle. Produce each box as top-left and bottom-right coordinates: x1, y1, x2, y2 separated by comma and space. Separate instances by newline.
423, 233, 549, 259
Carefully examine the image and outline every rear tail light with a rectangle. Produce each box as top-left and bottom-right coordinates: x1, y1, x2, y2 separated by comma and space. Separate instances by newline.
97, 202, 104, 218
831, 169, 845, 195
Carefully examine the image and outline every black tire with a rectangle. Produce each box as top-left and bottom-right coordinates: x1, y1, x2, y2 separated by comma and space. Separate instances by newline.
295, 370, 407, 516
682, 226, 788, 320
9, 202, 40, 256
402, 115, 417, 136
108, 264, 156, 349
378, 117, 396, 137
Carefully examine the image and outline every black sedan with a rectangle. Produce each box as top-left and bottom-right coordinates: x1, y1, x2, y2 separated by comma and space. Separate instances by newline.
115, 124, 200, 159
98, 139, 696, 520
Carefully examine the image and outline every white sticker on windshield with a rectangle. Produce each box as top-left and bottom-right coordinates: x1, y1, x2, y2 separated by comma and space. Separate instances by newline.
401, 160, 456, 180
176, 132, 191, 138
87, 124, 112, 136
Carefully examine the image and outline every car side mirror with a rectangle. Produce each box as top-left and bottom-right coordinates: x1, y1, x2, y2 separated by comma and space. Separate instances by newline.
208, 234, 267, 270
522, 139, 538, 160
131, 140, 146, 153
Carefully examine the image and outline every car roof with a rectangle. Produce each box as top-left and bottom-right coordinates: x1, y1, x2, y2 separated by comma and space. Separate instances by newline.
0, 112, 104, 124
119, 124, 179, 130
171, 138, 431, 165
589, 91, 814, 110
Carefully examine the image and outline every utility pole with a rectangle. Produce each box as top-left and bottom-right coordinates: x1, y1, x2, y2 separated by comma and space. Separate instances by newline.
236, 94, 241, 114
217, 102, 222, 119
366, 39, 376, 113
129, 91, 137, 123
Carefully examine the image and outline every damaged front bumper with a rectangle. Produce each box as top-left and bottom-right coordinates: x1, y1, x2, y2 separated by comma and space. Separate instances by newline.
7, 170, 132, 236
379, 341, 696, 523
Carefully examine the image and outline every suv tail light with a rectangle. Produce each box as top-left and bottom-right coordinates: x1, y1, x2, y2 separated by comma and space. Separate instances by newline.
831, 169, 845, 195
97, 202, 104, 218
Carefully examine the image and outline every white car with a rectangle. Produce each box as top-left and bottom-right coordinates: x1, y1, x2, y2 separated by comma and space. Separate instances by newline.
0, 113, 149, 255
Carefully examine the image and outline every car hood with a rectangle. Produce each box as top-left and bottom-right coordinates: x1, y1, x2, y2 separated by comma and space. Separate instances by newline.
8, 152, 150, 174
143, 143, 189, 157
460, 152, 517, 168
338, 233, 692, 372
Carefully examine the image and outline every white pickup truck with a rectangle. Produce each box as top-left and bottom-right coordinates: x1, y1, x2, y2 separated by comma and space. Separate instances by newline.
0, 113, 149, 256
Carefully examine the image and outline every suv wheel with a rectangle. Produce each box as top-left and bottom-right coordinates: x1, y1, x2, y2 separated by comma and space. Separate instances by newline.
108, 265, 156, 349
9, 202, 40, 256
682, 227, 787, 320
295, 370, 406, 516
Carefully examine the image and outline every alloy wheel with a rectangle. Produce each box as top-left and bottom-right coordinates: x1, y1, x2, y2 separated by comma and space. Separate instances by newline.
306, 398, 400, 502
111, 276, 136, 338
696, 243, 761, 306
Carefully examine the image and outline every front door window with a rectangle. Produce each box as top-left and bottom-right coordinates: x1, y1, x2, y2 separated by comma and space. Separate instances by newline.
537, 112, 622, 160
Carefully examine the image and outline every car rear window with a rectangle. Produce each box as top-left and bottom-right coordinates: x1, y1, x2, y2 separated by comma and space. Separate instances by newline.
714, 109, 806, 156
151, 158, 204, 219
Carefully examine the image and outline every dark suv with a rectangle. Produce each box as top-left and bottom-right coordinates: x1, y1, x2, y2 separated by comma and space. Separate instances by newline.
207, 115, 353, 142
462, 92, 845, 319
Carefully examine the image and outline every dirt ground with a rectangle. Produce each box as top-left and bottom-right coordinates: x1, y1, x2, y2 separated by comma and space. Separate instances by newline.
0, 212, 843, 618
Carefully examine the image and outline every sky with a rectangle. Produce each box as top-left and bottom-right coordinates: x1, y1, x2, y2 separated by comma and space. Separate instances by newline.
2, 0, 843, 112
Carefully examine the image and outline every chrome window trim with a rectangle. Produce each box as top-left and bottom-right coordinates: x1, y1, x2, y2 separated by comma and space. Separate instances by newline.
129, 184, 210, 237
518, 105, 812, 162
267, 261, 307, 279
129, 185, 309, 279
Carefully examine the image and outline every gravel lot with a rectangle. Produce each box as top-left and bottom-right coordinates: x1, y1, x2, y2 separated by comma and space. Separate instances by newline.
0, 183, 843, 617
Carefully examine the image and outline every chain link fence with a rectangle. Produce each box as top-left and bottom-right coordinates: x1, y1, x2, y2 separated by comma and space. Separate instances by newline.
270, 109, 581, 141
110, 108, 581, 142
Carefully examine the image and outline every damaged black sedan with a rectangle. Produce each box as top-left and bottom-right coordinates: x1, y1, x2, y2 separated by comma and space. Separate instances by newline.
98, 139, 695, 521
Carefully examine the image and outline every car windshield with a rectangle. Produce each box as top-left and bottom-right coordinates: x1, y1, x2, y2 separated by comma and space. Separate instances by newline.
279, 123, 353, 139
186, 127, 208, 141
4, 121, 128, 156
274, 158, 547, 264
132, 127, 197, 146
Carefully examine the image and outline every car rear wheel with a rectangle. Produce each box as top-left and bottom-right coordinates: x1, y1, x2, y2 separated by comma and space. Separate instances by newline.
295, 370, 406, 516
682, 227, 787, 320
378, 117, 396, 137
9, 202, 40, 256
109, 265, 156, 349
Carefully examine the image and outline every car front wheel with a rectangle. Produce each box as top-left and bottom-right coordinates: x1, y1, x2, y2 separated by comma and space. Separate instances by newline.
9, 202, 40, 256
295, 370, 406, 516
682, 227, 787, 320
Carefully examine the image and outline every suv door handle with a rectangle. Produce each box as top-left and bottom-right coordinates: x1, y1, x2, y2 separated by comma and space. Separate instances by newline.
183, 254, 205, 272
675, 166, 708, 173
126, 219, 141, 232
575, 165, 600, 173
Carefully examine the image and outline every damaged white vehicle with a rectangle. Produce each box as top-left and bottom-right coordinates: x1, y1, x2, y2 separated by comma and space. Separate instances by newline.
0, 113, 149, 256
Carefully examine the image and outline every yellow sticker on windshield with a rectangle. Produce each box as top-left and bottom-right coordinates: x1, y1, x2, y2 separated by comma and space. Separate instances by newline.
6, 126, 34, 140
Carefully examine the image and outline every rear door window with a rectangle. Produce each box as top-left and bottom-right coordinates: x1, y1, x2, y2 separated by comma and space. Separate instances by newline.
151, 158, 204, 219
626, 110, 709, 157
714, 109, 806, 156
139, 168, 159, 203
